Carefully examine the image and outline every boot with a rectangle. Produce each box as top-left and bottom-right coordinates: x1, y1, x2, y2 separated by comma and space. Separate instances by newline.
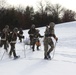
44, 55, 48, 60
47, 52, 51, 60
14, 56, 20, 59
32, 49, 35, 52
32, 46, 35, 52
37, 46, 39, 50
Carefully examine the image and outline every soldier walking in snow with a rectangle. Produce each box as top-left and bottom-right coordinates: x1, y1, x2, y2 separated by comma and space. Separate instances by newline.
0, 25, 10, 52
28, 24, 43, 51
34, 29, 44, 50
28, 24, 37, 51
9, 27, 19, 59
18, 28, 24, 42
44, 22, 58, 60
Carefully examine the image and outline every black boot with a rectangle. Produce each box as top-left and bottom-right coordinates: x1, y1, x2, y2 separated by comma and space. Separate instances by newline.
33, 49, 35, 52
32, 45, 35, 52
47, 52, 51, 60
14, 56, 20, 59
37, 46, 39, 50
44, 55, 48, 60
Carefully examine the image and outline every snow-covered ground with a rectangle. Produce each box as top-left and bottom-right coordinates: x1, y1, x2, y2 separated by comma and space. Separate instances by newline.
0, 21, 76, 75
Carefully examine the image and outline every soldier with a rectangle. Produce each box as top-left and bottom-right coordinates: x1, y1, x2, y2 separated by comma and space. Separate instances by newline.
5, 25, 10, 34
9, 27, 19, 59
34, 29, 44, 50
18, 28, 24, 42
5, 25, 10, 48
44, 22, 58, 60
28, 24, 37, 51
0, 25, 10, 52
28, 24, 43, 51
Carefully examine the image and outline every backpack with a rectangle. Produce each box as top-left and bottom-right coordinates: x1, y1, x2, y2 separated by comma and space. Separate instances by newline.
23, 37, 30, 45
35, 41, 41, 46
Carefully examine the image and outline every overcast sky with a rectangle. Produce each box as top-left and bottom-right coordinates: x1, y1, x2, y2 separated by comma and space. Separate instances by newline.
5, 0, 76, 11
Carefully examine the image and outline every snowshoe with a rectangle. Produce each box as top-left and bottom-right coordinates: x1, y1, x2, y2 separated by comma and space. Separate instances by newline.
14, 55, 20, 60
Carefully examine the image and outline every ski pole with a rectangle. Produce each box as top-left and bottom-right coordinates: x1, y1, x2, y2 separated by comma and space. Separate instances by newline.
51, 41, 57, 59
23, 39, 26, 58
0, 51, 5, 60
24, 43, 26, 57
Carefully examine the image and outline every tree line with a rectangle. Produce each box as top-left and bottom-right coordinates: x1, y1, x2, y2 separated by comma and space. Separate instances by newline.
0, 1, 76, 30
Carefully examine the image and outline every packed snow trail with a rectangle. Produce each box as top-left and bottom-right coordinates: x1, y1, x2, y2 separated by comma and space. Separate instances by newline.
0, 21, 76, 75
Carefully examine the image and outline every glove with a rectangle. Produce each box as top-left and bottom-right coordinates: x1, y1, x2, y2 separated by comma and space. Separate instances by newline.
41, 36, 44, 38
55, 37, 58, 42
22, 36, 25, 39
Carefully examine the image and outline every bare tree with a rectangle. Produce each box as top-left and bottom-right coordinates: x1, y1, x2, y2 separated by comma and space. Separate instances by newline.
46, 3, 64, 23
62, 9, 76, 22
37, 0, 48, 14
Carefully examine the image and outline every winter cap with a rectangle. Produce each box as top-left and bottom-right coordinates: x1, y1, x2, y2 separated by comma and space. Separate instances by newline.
31, 24, 35, 28
3, 28, 7, 32
13, 27, 18, 33
5, 25, 9, 29
49, 22, 55, 28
